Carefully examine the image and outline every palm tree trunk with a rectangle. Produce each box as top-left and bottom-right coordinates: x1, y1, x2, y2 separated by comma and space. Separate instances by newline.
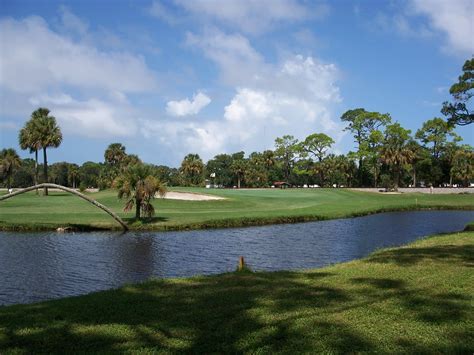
394, 166, 400, 191
43, 147, 48, 196
373, 164, 377, 188
135, 198, 141, 219
318, 158, 324, 186
34, 150, 39, 195
412, 167, 416, 187
237, 175, 241, 189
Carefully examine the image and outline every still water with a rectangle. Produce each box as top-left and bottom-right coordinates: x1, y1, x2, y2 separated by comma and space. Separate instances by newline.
0, 210, 472, 306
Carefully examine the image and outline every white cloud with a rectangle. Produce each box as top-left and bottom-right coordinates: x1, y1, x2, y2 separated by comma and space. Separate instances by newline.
0, 16, 157, 93
166, 92, 211, 116
59, 5, 89, 36
142, 46, 344, 160
186, 29, 264, 87
409, 0, 473, 55
174, 0, 328, 34
29, 93, 137, 138
0, 14, 158, 141
149, 0, 179, 25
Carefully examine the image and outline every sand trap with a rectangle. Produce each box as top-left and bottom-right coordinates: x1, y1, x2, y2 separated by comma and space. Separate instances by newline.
162, 191, 226, 201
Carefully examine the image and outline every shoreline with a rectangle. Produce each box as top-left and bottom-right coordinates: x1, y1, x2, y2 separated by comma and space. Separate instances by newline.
1, 205, 473, 232
1, 228, 472, 352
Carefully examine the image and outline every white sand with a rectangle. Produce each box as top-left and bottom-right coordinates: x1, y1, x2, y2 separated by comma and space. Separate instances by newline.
162, 191, 226, 201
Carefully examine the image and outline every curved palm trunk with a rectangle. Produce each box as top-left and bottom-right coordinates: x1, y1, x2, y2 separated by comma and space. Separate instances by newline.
0, 183, 128, 231
43, 147, 48, 196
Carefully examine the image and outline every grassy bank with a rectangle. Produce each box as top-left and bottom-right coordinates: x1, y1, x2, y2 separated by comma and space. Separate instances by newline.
0, 188, 473, 231
1, 230, 472, 353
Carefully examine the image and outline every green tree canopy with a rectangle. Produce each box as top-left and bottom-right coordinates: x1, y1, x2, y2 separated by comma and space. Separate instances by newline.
180, 154, 204, 186
441, 58, 473, 126
340, 108, 391, 185
104, 143, 127, 168
274, 135, 299, 181
380, 123, 414, 190
415, 117, 461, 159
30, 108, 62, 195
114, 163, 166, 220
0, 148, 22, 188
300, 133, 334, 162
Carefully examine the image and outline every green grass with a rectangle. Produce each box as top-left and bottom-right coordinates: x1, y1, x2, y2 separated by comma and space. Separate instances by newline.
1, 231, 472, 353
0, 188, 473, 230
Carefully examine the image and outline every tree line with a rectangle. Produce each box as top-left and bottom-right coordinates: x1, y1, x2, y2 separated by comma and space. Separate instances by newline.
1, 58, 473, 191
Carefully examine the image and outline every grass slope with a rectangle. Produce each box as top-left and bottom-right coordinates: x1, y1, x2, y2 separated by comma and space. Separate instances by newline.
0, 231, 472, 353
0, 188, 473, 231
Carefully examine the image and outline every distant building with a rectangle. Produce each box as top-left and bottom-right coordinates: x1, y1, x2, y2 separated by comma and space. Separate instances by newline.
274, 181, 290, 189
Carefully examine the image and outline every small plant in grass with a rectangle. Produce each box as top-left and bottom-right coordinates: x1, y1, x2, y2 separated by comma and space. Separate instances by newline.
79, 182, 87, 192
114, 163, 166, 220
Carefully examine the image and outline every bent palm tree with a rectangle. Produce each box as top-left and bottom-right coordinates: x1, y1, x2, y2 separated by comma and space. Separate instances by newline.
31, 108, 62, 196
114, 164, 166, 220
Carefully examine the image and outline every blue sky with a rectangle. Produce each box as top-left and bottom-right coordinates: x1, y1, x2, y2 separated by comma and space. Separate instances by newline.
0, 0, 472, 167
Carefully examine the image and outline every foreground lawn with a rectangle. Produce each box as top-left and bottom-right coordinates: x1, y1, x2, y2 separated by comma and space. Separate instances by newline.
0, 231, 472, 353
0, 188, 473, 230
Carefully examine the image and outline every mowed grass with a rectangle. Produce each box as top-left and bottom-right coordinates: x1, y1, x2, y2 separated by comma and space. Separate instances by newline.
0, 231, 472, 353
0, 188, 473, 230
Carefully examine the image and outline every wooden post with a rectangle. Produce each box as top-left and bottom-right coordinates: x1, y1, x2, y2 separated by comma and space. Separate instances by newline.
238, 256, 245, 271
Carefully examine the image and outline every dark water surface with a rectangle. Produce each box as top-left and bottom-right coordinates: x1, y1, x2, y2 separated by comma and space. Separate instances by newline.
0, 210, 472, 306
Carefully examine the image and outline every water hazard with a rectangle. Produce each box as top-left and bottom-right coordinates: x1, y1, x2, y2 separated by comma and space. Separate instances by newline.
0, 210, 472, 306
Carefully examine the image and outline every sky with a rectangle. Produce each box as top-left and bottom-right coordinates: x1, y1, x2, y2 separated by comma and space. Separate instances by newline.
0, 0, 472, 167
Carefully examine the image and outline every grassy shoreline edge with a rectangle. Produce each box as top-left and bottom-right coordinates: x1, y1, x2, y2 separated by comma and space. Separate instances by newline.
1, 204, 473, 232
1, 226, 472, 352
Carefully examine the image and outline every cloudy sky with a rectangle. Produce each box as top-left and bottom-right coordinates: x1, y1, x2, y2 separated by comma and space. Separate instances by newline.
0, 0, 472, 167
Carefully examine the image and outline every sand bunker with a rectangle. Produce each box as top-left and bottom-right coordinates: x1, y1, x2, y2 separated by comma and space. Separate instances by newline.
162, 191, 226, 201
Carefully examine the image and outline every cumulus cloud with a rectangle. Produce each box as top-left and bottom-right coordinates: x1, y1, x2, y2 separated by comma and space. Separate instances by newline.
28, 93, 137, 138
0, 16, 157, 93
143, 35, 344, 161
409, 0, 473, 55
173, 0, 329, 34
0, 14, 158, 139
186, 29, 264, 86
166, 92, 211, 116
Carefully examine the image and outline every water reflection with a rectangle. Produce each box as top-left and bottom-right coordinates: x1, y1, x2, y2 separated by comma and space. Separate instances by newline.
0, 210, 472, 306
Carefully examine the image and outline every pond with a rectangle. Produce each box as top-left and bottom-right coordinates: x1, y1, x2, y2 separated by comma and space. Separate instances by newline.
0, 210, 472, 306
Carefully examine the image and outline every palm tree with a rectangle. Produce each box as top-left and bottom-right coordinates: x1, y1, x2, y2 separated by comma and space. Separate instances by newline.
180, 154, 204, 186
19, 118, 42, 194
104, 143, 127, 168
68, 165, 80, 188
231, 159, 247, 188
31, 108, 62, 196
380, 123, 414, 190
0, 148, 22, 189
113, 164, 166, 220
